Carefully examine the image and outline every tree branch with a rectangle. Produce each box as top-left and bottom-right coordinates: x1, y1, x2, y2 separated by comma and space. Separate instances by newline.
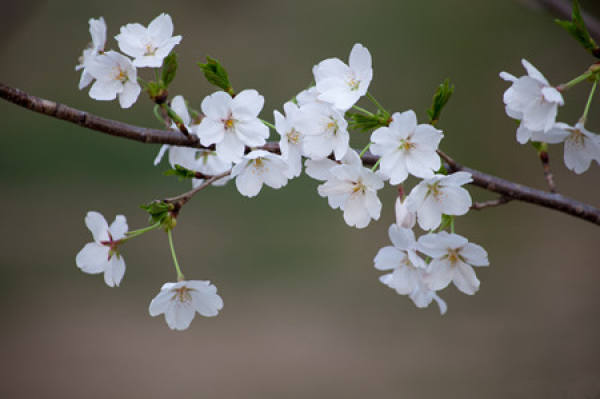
527, 0, 600, 41
471, 197, 512, 210
1, 82, 600, 226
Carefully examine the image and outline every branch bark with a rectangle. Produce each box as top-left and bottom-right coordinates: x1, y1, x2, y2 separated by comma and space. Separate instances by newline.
1, 82, 600, 226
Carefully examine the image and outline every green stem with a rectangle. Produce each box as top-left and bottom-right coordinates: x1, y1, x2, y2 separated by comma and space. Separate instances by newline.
370, 158, 381, 171
167, 229, 185, 281
559, 71, 592, 91
155, 69, 160, 83
581, 79, 598, 124
123, 221, 161, 241
359, 142, 372, 157
153, 104, 166, 125
161, 103, 184, 125
366, 92, 387, 114
450, 217, 455, 234
261, 119, 276, 130
351, 105, 375, 117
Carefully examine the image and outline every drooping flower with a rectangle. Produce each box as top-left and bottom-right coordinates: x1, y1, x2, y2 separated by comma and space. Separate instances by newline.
407, 273, 448, 315
317, 160, 384, 228
115, 13, 182, 68
76, 17, 107, 90
395, 196, 416, 229
274, 102, 305, 178
296, 102, 349, 160
500, 59, 563, 132
231, 150, 289, 197
149, 280, 224, 331
514, 121, 571, 145
418, 231, 489, 295
86, 50, 141, 108
75, 211, 128, 287
313, 43, 373, 111
547, 122, 600, 174
370, 110, 443, 184
406, 172, 473, 231
193, 90, 269, 163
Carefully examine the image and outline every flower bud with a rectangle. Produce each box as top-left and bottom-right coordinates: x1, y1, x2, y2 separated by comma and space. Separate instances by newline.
395, 196, 415, 229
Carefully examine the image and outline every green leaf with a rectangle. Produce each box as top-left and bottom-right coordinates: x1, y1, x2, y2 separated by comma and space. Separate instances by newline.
140, 201, 174, 224
198, 56, 234, 94
555, 0, 599, 56
427, 79, 454, 125
438, 214, 454, 232
164, 164, 197, 180
347, 110, 390, 132
161, 53, 178, 86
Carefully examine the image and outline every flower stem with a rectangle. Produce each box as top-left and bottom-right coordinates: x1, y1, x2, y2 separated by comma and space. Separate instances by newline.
558, 71, 592, 91
450, 216, 455, 234
580, 79, 598, 124
123, 221, 161, 241
370, 158, 381, 171
153, 104, 166, 125
359, 142, 372, 157
167, 229, 185, 281
351, 105, 375, 117
261, 119, 276, 130
366, 92, 387, 114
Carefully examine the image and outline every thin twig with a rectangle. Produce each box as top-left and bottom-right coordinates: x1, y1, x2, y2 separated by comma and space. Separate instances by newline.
164, 171, 232, 211
527, 0, 600, 42
472, 197, 512, 210
539, 150, 557, 193
1, 83, 600, 226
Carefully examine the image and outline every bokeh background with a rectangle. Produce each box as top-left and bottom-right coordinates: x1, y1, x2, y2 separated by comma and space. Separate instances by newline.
1, 0, 599, 397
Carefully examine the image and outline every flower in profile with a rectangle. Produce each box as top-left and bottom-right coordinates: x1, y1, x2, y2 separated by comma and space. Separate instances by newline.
418, 232, 489, 295
115, 13, 182, 68
297, 102, 349, 160
75, 211, 128, 287
76, 17, 107, 90
149, 280, 224, 331
370, 110, 443, 184
557, 122, 600, 174
313, 43, 373, 111
406, 172, 473, 231
395, 196, 416, 229
317, 160, 384, 228
86, 50, 141, 108
154, 95, 194, 168
193, 90, 269, 163
274, 102, 305, 178
500, 59, 563, 132
231, 150, 290, 197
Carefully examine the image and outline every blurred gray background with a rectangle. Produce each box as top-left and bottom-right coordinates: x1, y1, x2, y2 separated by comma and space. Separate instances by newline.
1, 0, 599, 398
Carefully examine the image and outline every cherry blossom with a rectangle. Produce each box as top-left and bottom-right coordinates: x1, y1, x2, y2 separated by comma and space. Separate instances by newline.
500, 59, 564, 132
370, 110, 443, 184
115, 13, 182, 68
75, 211, 128, 287
274, 102, 305, 178
296, 102, 349, 160
86, 50, 141, 108
541, 122, 600, 174
406, 172, 473, 231
193, 90, 269, 163
231, 150, 289, 197
149, 280, 223, 331
317, 160, 384, 228
395, 196, 416, 229
313, 43, 372, 111
76, 17, 107, 90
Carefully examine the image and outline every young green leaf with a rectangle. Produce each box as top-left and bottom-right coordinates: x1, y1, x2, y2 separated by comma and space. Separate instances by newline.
198, 56, 234, 95
427, 79, 454, 125
347, 110, 390, 132
555, 0, 599, 57
164, 164, 197, 180
161, 53, 178, 86
140, 201, 174, 224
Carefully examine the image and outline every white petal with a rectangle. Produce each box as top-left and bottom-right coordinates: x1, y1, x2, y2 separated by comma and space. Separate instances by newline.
85, 211, 109, 242
76, 243, 109, 274
452, 262, 480, 295
104, 255, 126, 287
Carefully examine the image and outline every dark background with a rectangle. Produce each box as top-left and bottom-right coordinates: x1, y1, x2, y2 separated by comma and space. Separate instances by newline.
1, 0, 599, 397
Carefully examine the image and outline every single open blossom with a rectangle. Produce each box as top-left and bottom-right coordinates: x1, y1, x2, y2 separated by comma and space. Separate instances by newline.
313, 43, 372, 111
75, 211, 128, 287
297, 102, 349, 160
537, 122, 600, 174
115, 13, 182, 68
193, 90, 269, 163
406, 172, 473, 231
317, 160, 384, 228
149, 280, 223, 331
274, 102, 305, 178
395, 196, 416, 229
76, 17, 107, 90
418, 232, 489, 295
408, 273, 448, 314
231, 150, 289, 197
86, 50, 141, 108
500, 59, 563, 132
375, 225, 426, 295
370, 110, 443, 184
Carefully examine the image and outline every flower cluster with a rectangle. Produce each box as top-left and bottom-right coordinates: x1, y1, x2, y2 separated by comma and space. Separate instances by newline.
501, 59, 600, 174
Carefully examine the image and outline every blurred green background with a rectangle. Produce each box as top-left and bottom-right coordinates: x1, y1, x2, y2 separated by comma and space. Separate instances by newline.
1, 0, 600, 397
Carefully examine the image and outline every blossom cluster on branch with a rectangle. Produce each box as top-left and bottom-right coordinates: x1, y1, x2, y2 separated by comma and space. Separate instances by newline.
67, 2, 600, 331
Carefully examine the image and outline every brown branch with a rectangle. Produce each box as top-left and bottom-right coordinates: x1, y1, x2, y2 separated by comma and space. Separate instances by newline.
472, 197, 512, 210
2, 82, 600, 226
163, 171, 232, 212
539, 150, 557, 193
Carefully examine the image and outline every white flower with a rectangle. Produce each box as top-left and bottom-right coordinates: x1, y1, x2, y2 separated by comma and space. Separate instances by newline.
76, 17, 107, 90
549, 122, 600, 174
500, 59, 563, 132
370, 110, 443, 184
75, 211, 128, 287
304, 149, 362, 182
375, 225, 426, 295
149, 280, 223, 331
395, 196, 416, 229
317, 160, 384, 228
406, 172, 473, 231
408, 274, 448, 315
418, 232, 489, 295
190, 150, 233, 188
231, 150, 289, 197
296, 86, 324, 106
115, 13, 182, 68
86, 50, 141, 108
296, 102, 349, 160
313, 43, 372, 111
514, 122, 571, 145
193, 90, 269, 163
154, 95, 194, 168
274, 102, 305, 178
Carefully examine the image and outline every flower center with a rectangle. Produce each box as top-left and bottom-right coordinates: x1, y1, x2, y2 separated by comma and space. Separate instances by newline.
115, 67, 128, 83
326, 119, 338, 135
569, 128, 585, 146
172, 286, 193, 303
100, 232, 121, 261
351, 180, 366, 194
144, 43, 158, 56
348, 78, 360, 91
425, 182, 442, 199
398, 138, 415, 152
223, 117, 236, 130
445, 248, 464, 265
287, 129, 300, 144
254, 158, 264, 168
